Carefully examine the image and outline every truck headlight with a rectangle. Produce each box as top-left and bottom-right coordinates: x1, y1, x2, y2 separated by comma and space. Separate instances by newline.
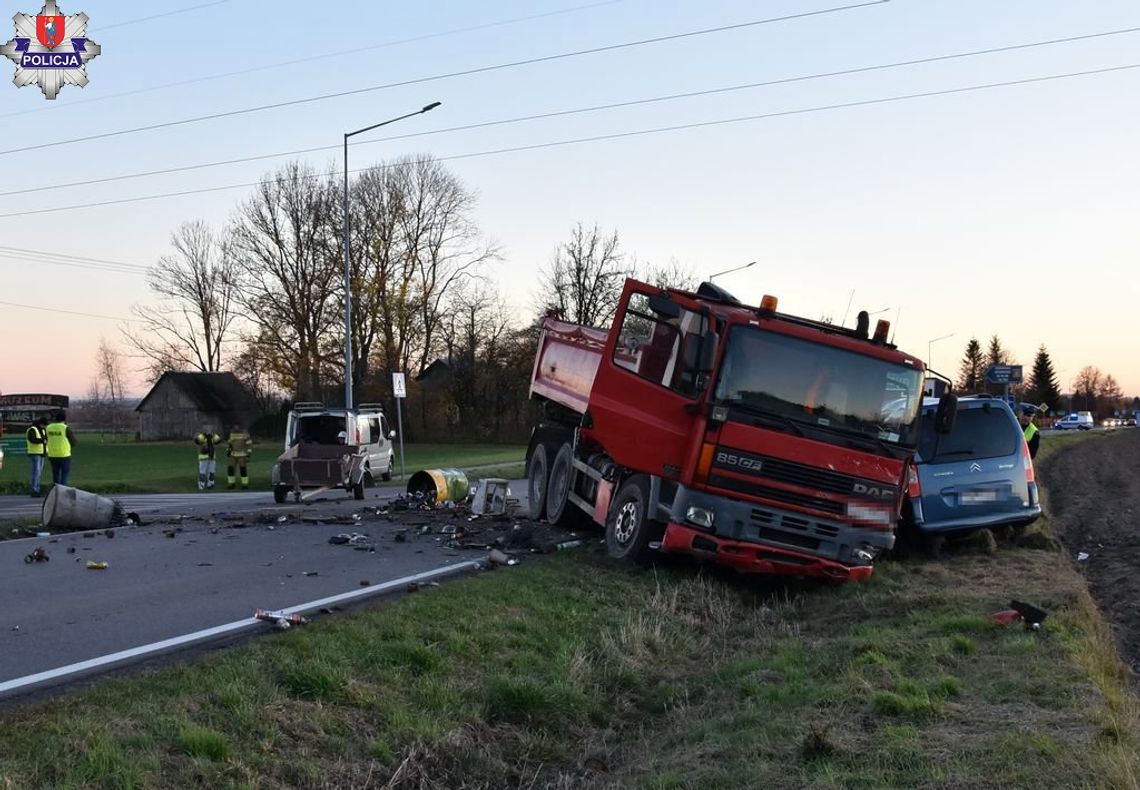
686, 507, 715, 529
847, 502, 892, 525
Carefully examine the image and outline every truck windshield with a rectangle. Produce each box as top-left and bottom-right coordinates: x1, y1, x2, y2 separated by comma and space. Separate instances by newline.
713, 325, 923, 447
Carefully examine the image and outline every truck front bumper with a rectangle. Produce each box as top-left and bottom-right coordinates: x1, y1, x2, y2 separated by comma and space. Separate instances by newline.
663, 484, 894, 580
660, 522, 874, 581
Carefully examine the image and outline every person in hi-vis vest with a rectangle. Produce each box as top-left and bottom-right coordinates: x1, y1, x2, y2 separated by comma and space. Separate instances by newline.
1019, 404, 1041, 460
194, 427, 222, 490
45, 410, 78, 487
226, 425, 253, 489
25, 416, 48, 497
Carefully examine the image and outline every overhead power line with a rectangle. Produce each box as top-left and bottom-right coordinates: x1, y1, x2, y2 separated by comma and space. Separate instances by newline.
0, 299, 135, 322
0, 1, 887, 158
99, 0, 229, 32
0, 252, 147, 276
0, 245, 149, 270
0, 0, 623, 120
3, 25, 1137, 200
0, 61, 1135, 221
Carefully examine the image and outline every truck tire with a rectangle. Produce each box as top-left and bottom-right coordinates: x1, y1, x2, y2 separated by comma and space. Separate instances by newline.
273, 485, 288, 504
606, 475, 657, 564
546, 443, 586, 529
527, 442, 552, 519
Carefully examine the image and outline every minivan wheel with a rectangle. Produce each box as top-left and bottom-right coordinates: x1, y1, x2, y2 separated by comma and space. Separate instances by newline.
382, 456, 393, 482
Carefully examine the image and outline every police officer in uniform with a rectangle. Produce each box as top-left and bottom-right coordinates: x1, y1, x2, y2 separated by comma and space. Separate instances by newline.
194, 426, 222, 490
45, 410, 78, 486
226, 424, 253, 489
1019, 404, 1041, 460
25, 416, 48, 497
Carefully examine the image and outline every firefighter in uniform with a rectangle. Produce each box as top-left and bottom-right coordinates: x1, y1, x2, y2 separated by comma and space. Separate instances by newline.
25, 416, 48, 497
226, 425, 253, 489
45, 410, 77, 486
194, 426, 222, 490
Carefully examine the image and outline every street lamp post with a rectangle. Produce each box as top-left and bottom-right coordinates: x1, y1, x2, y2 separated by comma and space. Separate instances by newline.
709, 260, 756, 281
927, 332, 955, 369
342, 101, 441, 409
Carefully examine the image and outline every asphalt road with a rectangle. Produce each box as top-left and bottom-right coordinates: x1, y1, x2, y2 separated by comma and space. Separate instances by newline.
0, 481, 529, 698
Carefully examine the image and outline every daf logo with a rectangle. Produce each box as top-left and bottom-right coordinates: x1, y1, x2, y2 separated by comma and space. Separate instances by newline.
853, 483, 894, 500
969, 462, 982, 473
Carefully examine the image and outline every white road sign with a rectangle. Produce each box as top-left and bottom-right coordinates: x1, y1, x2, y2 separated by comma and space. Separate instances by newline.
392, 372, 406, 399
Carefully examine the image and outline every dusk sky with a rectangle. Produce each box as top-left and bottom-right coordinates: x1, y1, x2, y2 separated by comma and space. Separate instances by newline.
0, 0, 1137, 398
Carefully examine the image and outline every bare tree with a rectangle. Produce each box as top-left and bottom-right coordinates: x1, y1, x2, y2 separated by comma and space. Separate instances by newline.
228, 162, 341, 401
537, 222, 629, 328
124, 220, 239, 383
1072, 366, 1103, 413
94, 338, 127, 437
229, 338, 286, 417
643, 258, 699, 291
399, 157, 499, 377
348, 156, 497, 394
1099, 373, 1124, 415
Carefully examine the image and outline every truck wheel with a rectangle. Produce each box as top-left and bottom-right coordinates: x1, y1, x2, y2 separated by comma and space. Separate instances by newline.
606, 475, 657, 564
546, 443, 585, 529
527, 443, 552, 519
273, 485, 288, 504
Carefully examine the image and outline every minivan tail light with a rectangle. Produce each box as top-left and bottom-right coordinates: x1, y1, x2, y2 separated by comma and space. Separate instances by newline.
1022, 438, 1035, 483
907, 465, 921, 498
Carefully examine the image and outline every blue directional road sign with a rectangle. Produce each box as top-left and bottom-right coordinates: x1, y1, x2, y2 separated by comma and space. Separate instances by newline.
984, 364, 1023, 385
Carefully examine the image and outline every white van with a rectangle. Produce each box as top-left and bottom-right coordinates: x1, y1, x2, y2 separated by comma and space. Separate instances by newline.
1053, 413, 1094, 431
282, 402, 397, 480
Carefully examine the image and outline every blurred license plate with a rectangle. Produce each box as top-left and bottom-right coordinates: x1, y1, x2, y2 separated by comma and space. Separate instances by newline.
960, 489, 999, 504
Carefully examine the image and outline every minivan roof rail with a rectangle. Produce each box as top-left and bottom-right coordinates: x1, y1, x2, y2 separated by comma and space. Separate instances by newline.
293, 402, 325, 410
357, 402, 386, 411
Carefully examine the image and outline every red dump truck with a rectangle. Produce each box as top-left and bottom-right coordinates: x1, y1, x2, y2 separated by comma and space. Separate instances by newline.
527, 278, 940, 581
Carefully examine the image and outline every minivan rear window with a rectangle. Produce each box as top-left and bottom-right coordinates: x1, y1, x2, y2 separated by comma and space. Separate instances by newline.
918, 406, 1017, 463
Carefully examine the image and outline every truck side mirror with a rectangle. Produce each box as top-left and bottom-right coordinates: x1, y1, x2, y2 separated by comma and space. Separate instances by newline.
934, 392, 958, 435
647, 292, 681, 319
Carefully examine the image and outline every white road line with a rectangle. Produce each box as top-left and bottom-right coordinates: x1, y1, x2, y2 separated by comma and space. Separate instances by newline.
0, 560, 482, 696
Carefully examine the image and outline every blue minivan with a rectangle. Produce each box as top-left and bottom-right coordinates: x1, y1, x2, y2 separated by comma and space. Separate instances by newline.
903, 395, 1041, 539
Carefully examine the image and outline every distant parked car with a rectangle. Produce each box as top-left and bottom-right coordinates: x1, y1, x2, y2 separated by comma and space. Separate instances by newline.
1054, 413, 1094, 430
900, 396, 1041, 546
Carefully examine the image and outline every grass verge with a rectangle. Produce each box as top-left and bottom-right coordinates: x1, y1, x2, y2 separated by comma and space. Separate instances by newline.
0, 442, 524, 495
1, 545, 1136, 787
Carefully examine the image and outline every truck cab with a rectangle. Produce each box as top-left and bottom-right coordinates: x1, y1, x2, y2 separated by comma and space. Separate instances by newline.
528, 278, 929, 581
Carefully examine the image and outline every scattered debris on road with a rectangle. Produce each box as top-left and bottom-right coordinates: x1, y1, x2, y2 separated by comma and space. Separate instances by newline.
254, 609, 307, 630
24, 547, 49, 564
85, 561, 108, 570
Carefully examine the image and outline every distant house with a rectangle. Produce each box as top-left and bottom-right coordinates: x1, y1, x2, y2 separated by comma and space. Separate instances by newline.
135, 372, 258, 440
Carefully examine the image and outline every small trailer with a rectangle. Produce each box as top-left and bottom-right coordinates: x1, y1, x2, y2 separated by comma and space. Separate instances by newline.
272, 443, 370, 503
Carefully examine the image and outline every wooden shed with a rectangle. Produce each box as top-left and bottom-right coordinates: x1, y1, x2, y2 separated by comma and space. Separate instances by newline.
135, 372, 257, 440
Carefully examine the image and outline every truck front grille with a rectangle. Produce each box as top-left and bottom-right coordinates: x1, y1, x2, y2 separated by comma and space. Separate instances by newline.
749, 506, 843, 557
708, 474, 845, 515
